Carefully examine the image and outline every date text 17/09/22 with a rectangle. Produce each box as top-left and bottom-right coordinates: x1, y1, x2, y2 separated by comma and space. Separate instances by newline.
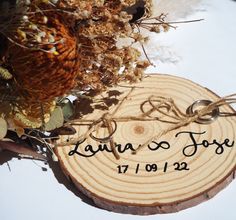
68, 130, 234, 158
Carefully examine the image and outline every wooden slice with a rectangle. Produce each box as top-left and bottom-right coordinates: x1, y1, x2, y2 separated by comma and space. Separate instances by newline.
55, 74, 236, 215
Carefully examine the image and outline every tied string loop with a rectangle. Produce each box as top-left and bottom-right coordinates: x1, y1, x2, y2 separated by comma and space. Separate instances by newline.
60, 91, 236, 159
140, 95, 189, 123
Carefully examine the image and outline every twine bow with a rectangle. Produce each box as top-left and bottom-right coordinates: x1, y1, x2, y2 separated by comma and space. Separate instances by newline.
60, 90, 236, 160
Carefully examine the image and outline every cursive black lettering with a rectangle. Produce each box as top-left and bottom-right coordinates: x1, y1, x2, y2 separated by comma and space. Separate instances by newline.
68, 141, 135, 158
117, 143, 135, 153
68, 131, 234, 158
176, 131, 234, 157
215, 138, 234, 154
68, 139, 95, 157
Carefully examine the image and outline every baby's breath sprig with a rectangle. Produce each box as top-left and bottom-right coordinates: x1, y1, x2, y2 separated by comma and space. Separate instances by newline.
134, 13, 203, 33
0, 0, 66, 54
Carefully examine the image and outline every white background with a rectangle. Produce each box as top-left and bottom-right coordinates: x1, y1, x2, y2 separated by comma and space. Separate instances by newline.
0, 0, 236, 219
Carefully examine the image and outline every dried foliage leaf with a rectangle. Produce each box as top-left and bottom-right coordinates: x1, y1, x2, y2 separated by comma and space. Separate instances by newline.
0, 117, 7, 139
44, 107, 64, 131
60, 100, 74, 121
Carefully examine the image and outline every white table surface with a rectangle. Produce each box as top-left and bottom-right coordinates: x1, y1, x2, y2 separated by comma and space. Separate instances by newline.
1, 0, 236, 220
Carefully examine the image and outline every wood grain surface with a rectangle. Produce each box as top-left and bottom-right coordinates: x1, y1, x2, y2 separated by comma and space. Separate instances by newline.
55, 74, 236, 215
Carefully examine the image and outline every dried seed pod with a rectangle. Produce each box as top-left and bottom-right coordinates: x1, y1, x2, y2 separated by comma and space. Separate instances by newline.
0, 66, 12, 80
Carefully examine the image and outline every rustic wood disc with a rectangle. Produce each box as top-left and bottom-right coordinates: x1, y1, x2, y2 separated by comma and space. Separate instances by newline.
55, 74, 236, 215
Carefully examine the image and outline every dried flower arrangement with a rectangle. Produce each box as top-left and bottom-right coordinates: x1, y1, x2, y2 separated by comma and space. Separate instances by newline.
0, 0, 201, 161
